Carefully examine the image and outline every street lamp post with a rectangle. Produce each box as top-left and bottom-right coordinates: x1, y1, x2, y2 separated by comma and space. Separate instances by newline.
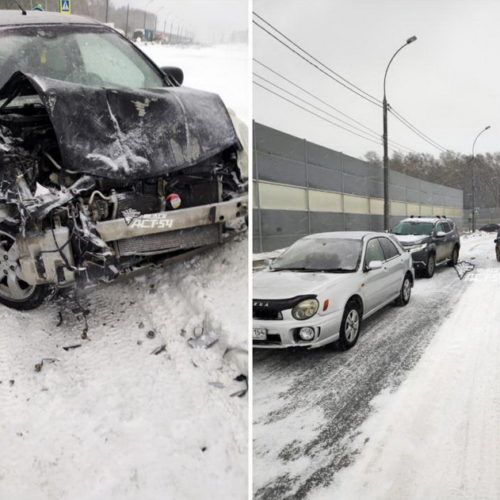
143, 0, 155, 34
382, 35, 417, 230
471, 125, 491, 232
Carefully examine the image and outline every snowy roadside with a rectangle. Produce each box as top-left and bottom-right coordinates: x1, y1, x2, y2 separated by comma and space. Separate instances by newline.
140, 43, 249, 127
310, 233, 500, 500
0, 239, 248, 500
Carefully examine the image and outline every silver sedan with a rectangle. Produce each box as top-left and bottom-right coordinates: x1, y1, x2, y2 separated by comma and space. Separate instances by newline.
253, 231, 414, 349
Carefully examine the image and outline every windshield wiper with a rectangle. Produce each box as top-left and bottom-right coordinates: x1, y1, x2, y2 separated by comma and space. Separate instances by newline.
322, 268, 355, 273
272, 267, 354, 273
271, 267, 311, 272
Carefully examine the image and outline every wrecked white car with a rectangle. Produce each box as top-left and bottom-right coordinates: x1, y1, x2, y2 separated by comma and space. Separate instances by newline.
0, 12, 247, 309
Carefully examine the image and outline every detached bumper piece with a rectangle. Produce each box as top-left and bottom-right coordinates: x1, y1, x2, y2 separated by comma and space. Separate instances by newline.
95, 196, 247, 242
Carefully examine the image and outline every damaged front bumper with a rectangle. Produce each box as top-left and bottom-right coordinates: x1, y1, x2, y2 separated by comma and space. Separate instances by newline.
17, 195, 247, 286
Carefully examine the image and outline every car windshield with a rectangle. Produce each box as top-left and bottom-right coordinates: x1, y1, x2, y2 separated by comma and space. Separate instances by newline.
0, 25, 165, 100
393, 221, 434, 236
271, 238, 362, 272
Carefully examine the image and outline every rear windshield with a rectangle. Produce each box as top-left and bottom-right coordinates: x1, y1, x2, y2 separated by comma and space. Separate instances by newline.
272, 238, 362, 272
0, 25, 165, 90
393, 221, 434, 236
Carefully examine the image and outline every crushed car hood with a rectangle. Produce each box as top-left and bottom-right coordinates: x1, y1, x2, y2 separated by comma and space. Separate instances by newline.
253, 269, 354, 299
0, 72, 241, 180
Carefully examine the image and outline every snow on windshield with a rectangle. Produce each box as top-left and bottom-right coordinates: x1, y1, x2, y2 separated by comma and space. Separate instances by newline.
273, 238, 362, 271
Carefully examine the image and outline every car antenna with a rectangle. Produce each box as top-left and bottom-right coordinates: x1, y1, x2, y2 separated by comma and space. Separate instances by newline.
13, 0, 27, 15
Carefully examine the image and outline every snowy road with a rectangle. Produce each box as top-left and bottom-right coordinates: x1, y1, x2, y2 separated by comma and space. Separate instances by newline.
253, 233, 497, 499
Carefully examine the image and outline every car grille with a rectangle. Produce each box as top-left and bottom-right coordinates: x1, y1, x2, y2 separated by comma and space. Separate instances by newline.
117, 224, 221, 256
252, 295, 316, 320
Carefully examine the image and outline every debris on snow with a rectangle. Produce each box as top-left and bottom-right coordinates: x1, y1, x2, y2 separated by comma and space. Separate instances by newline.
230, 374, 248, 398
208, 382, 225, 389
188, 329, 219, 349
454, 260, 476, 280
150, 344, 166, 356
62, 345, 82, 352
34, 358, 58, 373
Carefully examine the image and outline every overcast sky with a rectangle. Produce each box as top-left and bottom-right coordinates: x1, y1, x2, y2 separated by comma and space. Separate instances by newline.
253, 0, 500, 159
114, 0, 248, 43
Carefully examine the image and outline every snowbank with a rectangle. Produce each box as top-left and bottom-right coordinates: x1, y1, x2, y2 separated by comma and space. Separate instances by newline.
0, 239, 248, 500
140, 44, 249, 127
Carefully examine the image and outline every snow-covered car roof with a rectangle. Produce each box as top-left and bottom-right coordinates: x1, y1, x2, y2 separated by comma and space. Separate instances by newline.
304, 231, 383, 240
399, 217, 454, 224
0, 10, 100, 27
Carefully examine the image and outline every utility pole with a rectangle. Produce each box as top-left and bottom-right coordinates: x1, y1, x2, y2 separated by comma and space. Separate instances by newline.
105, 0, 109, 22
382, 36, 417, 231
125, 4, 130, 38
471, 125, 491, 232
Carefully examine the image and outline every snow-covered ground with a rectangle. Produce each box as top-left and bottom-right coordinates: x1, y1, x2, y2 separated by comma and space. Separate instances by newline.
0, 44, 249, 500
254, 233, 500, 499
141, 44, 249, 127
311, 233, 500, 500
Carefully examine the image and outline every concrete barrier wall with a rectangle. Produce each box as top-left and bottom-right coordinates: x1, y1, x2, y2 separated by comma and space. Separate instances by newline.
253, 123, 464, 252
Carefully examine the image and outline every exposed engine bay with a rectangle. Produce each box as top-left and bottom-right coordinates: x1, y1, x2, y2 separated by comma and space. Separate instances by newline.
0, 72, 247, 308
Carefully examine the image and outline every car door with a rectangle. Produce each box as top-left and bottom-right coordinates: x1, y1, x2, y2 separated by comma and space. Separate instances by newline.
378, 236, 405, 297
434, 222, 449, 262
362, 237, 391, 313
442, 222, 455, 258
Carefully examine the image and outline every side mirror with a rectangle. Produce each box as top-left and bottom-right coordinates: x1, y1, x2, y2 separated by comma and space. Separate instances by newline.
495, 238, 499, 244
436, 231, 446, 238
161, 66, 184, 86
367, 260, 383, 271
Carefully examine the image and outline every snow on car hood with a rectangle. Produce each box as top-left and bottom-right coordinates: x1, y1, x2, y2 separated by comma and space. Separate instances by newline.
253, 269, 354, 299
0, 72, 241, 180
394, 234, 428, 246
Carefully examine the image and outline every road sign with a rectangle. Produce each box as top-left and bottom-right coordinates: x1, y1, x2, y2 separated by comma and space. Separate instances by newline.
60, 0, 71, 14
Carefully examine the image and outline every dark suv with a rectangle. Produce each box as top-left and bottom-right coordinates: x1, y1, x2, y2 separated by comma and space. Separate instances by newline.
391, 217, 460, 278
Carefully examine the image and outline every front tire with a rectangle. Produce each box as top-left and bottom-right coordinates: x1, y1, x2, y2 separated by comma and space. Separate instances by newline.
0, 229, 49, 310
424, 253, 435, 278
338, 301, 361, 350
396, 274, 412, 306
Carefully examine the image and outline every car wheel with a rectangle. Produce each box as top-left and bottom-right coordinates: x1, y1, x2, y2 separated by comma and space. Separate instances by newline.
338, 301, 361, 350
396, 274, 412, 306
0, 228, 49, 310
424, 254, 435, 278
496, 247, 500, 262
447, 246, 459, 267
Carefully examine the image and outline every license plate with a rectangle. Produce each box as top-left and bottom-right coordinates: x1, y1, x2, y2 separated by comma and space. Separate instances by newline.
253, 328, 268, 340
